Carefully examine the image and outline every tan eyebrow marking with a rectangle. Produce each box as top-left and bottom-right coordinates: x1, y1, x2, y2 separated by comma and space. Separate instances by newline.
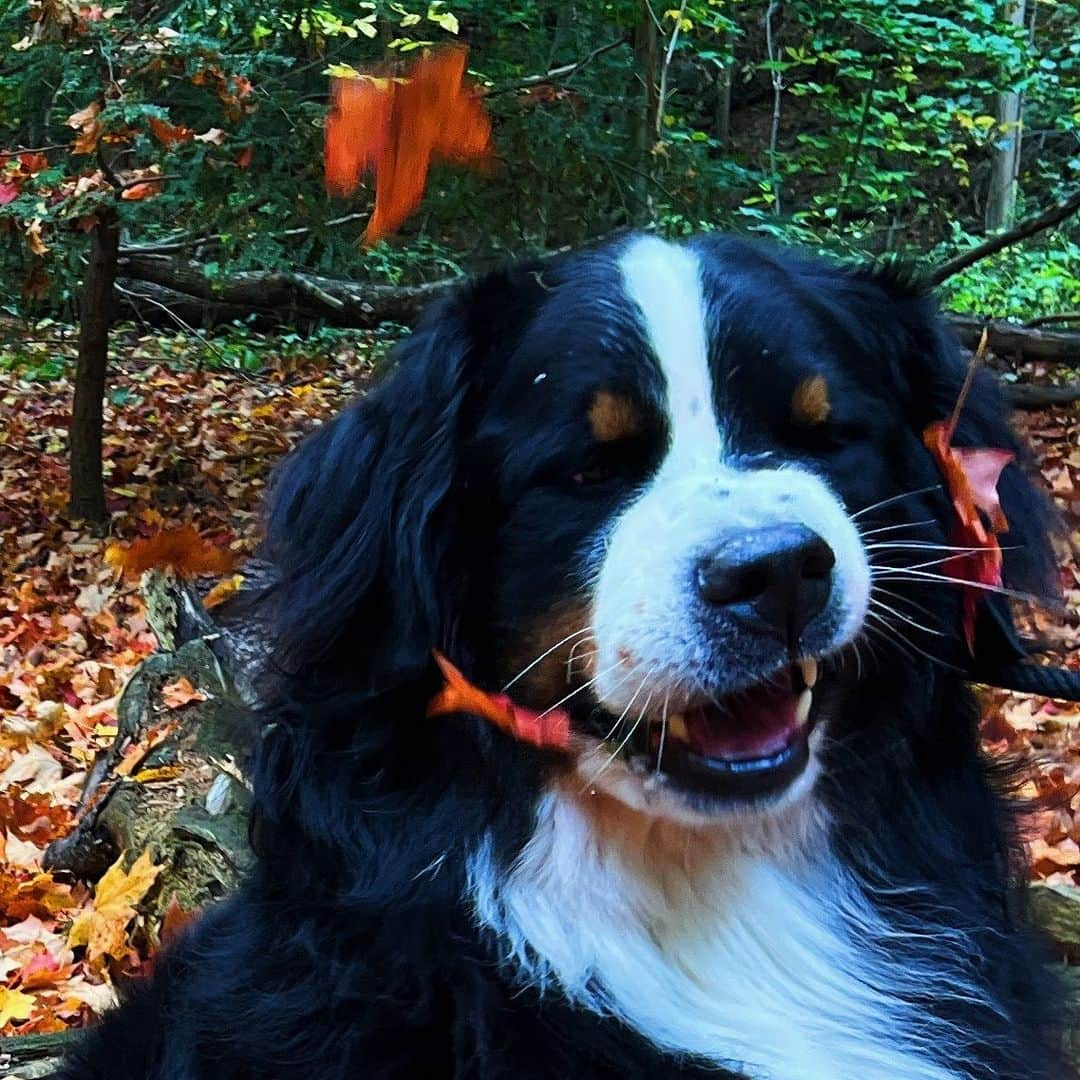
791, 375, 831, 426
588, 390, 642, 442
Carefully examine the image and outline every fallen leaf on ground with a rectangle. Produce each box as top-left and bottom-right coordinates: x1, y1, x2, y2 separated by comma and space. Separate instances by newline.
161, 677, 206, 709
67, 850, 161, 965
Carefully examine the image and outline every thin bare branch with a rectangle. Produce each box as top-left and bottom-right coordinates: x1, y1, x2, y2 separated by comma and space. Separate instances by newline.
928, 187, 1080, 287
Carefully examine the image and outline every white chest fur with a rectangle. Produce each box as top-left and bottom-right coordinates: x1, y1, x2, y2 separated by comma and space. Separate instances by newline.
468, 786, 980, 1080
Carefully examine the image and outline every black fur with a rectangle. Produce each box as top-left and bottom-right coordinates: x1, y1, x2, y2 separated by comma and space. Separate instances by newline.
60, 234, 1067, 1079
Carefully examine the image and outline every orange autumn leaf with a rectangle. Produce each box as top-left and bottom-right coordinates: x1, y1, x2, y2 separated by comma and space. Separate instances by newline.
160, 676, 206, 710
203, 573, 244, 610
18, 151, 50, 175
105, 525, 235, 579
160, 894, 198, 947
67, 101, 102, 155
24, 218, 48, 256
113, 722, 178, 778
148, 116, 194, 148
427, 651, 571, 751
120, 181, 164, 201
921, 334, 1013, 651
325, 46, 492, 244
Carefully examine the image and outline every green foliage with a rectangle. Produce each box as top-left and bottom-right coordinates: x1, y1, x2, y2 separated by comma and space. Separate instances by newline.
0, 318, 398, 381
0, 0, 1078, 319
938, 230, 1080, 320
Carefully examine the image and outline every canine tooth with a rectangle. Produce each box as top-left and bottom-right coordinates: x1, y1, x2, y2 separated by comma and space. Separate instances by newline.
796, 687, 813, 726
666, 713, 689, 741
799, 657, 818, 689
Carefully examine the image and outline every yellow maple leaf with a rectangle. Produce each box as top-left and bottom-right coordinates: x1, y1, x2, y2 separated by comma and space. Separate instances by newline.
0, 986, 35, 1029
68, 850, 161, 963
132, 764, 183, 784
203, 573, 244, 611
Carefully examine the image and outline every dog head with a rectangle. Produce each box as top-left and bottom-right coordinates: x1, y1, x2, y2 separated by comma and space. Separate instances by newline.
263, 233, 1056, 824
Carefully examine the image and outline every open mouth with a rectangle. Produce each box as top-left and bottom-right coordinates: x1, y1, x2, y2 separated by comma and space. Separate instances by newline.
611, 659, 819, 804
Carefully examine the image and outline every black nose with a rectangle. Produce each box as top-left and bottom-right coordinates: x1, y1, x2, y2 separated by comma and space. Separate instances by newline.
696, 525, 836, 648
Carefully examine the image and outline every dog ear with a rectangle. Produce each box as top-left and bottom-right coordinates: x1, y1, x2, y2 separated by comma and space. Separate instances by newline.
860, 266, 1060, 654
262, 290, 479, 688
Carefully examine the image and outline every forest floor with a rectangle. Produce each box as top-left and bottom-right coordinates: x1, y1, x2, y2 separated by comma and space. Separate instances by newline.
0, 324, 1078, 1036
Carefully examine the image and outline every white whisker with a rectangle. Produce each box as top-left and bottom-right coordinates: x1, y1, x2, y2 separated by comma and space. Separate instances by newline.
869, 596, 945, 638
872, 568, 1040, 604
599, 670, 655, 742
654, 691, 671, 779
502, 626, 593, 691
851, 486, 941, 520
858, 518, 937, 538
540, 661, 631, 721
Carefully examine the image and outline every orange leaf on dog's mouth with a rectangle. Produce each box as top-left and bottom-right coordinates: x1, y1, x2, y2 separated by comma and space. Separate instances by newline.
427, 651, 571, 751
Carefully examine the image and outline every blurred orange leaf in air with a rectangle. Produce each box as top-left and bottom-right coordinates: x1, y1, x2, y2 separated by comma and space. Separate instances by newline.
325, 46, 492, 244
104, 525, 235, 579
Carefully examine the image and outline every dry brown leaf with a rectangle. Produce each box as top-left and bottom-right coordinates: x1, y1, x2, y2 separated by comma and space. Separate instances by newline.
160, 677, 205, 710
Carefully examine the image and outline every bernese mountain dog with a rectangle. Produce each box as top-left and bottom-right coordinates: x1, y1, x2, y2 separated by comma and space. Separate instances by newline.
61, 233, 1067, 1079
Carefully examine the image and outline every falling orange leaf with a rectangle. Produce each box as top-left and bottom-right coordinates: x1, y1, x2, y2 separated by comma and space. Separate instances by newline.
427, 651, 571, 751
160, 894, 197, 946
325, 46, 492, 244
113, 722, 178, 778
120, 180, 164, 201
105, 525, 235, 579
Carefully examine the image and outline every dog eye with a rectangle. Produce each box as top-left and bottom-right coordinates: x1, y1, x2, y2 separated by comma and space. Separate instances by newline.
571, 464, 614, 486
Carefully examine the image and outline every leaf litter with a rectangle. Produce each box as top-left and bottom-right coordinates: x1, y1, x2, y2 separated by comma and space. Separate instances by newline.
0, 328, 1076, 1036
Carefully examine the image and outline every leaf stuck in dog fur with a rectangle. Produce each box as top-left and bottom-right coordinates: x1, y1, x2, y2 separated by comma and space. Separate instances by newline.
922, 332, 1013, 651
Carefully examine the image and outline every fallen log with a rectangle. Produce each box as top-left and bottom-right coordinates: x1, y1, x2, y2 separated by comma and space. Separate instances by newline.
113, 254, 1080, 368
947, 313, 1080, 363
118, 253, 456, 329
0, 1030, 77, 1078
43, 569, 257, 912
1002, 382, 1080, 409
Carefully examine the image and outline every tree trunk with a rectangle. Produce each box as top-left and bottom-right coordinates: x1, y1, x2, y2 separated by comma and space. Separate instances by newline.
629, 1, 659, 224
713, 64, 732, 143
69, 212, 119, 524
985, 0, 1026, 232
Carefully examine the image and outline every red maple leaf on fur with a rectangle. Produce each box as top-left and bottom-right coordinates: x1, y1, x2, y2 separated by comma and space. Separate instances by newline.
921, 334, 1013, 651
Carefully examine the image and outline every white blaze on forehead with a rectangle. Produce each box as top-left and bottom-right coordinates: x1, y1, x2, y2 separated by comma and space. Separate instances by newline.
593, 236, 871, 718
617, 236, 721, 466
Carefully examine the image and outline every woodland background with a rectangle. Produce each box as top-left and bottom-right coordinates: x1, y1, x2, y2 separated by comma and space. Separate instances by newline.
1, 0, 1080, 1072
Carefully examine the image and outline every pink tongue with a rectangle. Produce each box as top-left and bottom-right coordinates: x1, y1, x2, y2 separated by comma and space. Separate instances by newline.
684, 681, 798, 761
